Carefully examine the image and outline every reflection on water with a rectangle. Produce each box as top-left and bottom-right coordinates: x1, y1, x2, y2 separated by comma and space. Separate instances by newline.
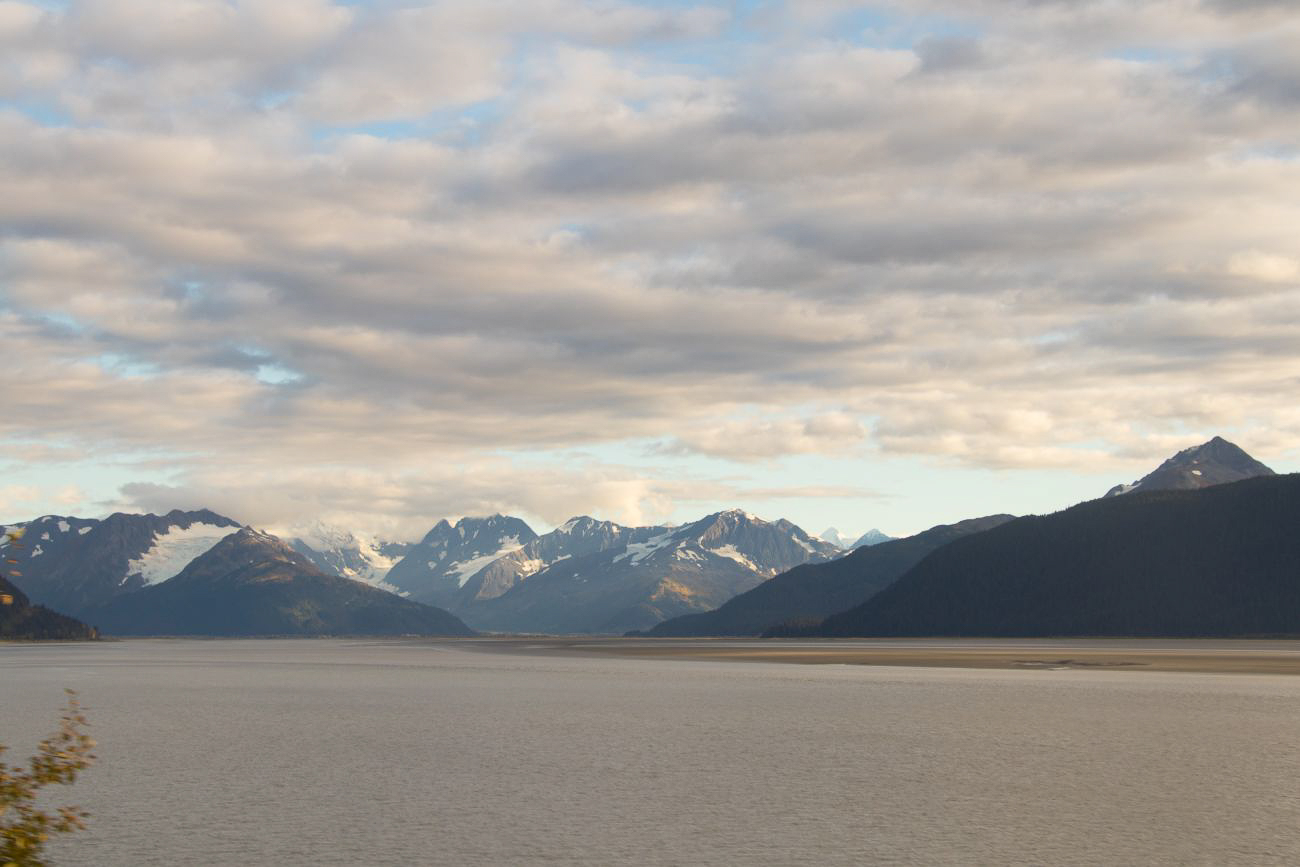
3, 639, 1299, 866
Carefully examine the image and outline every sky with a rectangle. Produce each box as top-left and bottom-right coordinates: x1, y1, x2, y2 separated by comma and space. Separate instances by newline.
1, 0, 1299, 541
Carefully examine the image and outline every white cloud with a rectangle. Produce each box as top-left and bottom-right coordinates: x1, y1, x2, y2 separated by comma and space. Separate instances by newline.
1228, 250, 1300, 283
3, 0, 1300, 530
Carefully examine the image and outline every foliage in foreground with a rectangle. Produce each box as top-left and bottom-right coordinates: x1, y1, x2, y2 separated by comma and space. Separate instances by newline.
0, 691, 96, 867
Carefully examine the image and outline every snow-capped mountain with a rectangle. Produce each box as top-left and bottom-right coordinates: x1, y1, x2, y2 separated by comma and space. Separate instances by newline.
820, 527, 895, 549
1104, 436, 1274, 498
287, 523, 413, 594
1, 515, 98, 581
852, 529, 894, 547
85, 528, 473, 637
455, 515, 667, 607
818, 527, 851, 548
4, 509, 242, 617
463, 509, 842, 634
384, 515, 538, 608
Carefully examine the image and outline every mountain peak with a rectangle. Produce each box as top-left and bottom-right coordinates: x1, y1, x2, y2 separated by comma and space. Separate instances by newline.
1105, 436, 1274, 498
818, 527, 849, 548
191, 527, 304, 570
852, 529, 894, 548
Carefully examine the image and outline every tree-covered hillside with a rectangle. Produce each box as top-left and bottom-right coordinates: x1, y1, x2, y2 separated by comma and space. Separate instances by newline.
814, 474, 1300, 637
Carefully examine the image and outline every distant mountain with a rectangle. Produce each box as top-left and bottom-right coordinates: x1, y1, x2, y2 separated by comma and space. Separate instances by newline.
0, 574, 96, 641
1105, 436, 1273, 497
465, 510, 841, 634
648, 515, 1014, 637
85, 529, 474, 637
852, 529, 894, 548
818, 528, 851, 548
5, 509, 241, 617
819, 527, 894, 549
385, 515, 538, 608
288, 523, 413, 594
813, 474, 1300, 637
455, 516, 666, 608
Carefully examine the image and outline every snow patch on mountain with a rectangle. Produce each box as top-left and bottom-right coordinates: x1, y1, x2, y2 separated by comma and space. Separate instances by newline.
615, 531, 673, 566
285, 523, 414, 594
712, 543, 760, 573
125, 523, 241, 586
450, 536, 525, 586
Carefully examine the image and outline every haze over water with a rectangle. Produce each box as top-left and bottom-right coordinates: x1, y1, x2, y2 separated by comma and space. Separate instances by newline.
5, 639, 1299, 865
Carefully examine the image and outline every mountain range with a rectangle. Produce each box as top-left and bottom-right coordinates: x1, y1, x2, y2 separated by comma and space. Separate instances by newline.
5, 505, 843, 637
818, 528, 894, 549
461, 510, 842, 634
86, 529, 473, 637
3, 435, 1289, 639
644, 515, 1013, 637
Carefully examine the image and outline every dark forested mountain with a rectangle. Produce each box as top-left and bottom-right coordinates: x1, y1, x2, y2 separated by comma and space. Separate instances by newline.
464, 510, 841, 634
647, 515, 1014, 637
814, 474, 1300, 637
1105, 436, 1273, 497
86, 529, 473, 637
5, 509, 241, 617
384, 515, 538, 608
0, 574, 97, 640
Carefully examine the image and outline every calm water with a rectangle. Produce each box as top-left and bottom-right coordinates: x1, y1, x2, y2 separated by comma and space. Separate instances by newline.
3, 639, 1299, 866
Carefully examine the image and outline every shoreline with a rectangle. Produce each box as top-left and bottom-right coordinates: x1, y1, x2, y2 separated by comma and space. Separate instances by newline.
460, 636, 1300, 675
11, 634, 1300, 675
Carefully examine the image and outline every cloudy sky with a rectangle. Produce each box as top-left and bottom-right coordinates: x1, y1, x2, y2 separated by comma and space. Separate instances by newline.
2, 0, 1298, 539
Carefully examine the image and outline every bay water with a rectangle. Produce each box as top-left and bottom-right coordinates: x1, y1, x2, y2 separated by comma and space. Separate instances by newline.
3, 639, 1298, 865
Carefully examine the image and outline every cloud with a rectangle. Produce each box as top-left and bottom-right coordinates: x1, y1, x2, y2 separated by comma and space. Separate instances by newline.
1227, 250, 1300, 283
3, 0, 1300, 530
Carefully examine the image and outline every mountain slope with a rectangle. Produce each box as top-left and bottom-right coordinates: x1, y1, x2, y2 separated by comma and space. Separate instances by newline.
1105, 436, 1273, 497
647, 515, 1014, 637
86, 529, 474, 637
5, 509, 242, 616
385, 515, 537, 608
0, 574, 97, 640
817, 474, 1300, 637
466, 510, 840, 634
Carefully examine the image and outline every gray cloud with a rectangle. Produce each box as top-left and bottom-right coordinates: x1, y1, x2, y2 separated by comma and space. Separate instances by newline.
2, 0, 1299, 530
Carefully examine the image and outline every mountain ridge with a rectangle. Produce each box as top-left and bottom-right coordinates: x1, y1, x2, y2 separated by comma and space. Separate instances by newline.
647, 515, 1014, 637
464, 509, 841, 634
86, 529, 474, 637
813, 473, 1300, 637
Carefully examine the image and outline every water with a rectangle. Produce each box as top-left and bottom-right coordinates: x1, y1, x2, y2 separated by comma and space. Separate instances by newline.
3, 639, 1299, 865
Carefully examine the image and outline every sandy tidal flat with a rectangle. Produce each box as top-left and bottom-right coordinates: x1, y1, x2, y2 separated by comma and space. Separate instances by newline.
466, 636, 1300, 675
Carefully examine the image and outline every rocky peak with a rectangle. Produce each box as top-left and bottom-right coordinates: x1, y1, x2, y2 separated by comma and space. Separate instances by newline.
1105, 436, 1275, 498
